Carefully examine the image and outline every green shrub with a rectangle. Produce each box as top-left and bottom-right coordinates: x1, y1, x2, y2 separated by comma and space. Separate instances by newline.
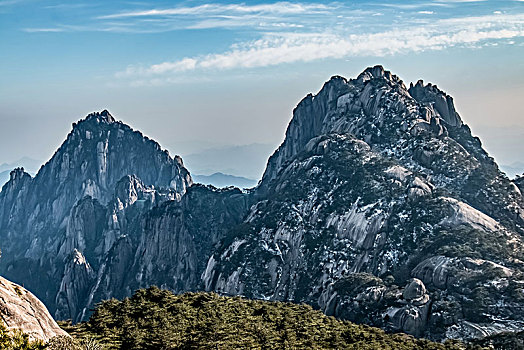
0, 321, 46, 350
60, 287, 469, 350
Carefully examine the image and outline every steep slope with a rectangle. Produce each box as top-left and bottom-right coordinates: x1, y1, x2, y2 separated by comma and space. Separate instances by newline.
204, 66, 524, 340
66, 184, 250, 323
0, 276, 69, 342
0, 110, 192, 319
260, 66, 523, 230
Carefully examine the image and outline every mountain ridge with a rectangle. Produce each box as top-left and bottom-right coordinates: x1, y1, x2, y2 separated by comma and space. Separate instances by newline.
0, 109, 192, 317
0, 66, 522, 342
192, 172, 257, 188
0, 275, 69, 342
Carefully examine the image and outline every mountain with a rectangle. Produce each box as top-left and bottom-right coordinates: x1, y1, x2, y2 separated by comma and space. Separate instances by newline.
0, 110, 192, 321
204, 66, 524, 340
0, 67, 523, 343
0, 275, 69, 342
192, 172, 258, 188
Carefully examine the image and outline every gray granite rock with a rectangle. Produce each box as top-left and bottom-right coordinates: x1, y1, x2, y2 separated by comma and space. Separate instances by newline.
0, 276, 69, 341
1, 67, 523, 344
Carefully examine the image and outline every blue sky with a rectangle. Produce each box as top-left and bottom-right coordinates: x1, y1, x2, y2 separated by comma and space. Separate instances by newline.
0, 0, 523, 178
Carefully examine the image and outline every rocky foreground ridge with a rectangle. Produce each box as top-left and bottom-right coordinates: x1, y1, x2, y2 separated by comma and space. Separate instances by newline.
0, 66, 523, 342
0, 276, 69, 341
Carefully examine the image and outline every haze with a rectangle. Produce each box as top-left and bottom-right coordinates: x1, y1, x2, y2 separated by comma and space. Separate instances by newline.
1, 0, 523, 180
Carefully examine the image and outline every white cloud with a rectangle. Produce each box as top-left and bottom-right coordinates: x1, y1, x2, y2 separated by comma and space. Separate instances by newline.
116, 12, 524, 83
0, 0, 24, 6
23, 28, 64, 32
91, 2, 341, 32
434, 0, 487, 2
381, 2, 448, 10
418, 11, 435, 14
98, 2, 333, 20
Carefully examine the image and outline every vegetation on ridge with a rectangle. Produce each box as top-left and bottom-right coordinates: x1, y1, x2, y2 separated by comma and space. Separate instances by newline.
2, 278, 522, 349
0, 322, 45, 350
56, 286, 471, 350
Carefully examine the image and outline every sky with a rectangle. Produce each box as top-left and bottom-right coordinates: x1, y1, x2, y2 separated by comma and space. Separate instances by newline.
0, 0, 523, 179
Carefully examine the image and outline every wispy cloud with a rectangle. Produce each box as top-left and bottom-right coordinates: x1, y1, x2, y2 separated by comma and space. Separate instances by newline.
0, 0, 24, 6
116, 12, 524, 85
434, 0, 487, 3
380, 2, 449, 10
17, 1, 524, 86
23, 27, 64, 33
44, 3, 93, 10
95, 2, 339, 32
25, 2, 341, 33
97, 2, 334, 19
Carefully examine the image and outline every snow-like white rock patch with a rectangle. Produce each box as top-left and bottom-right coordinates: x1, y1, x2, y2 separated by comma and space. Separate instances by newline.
440, 197, 500, 232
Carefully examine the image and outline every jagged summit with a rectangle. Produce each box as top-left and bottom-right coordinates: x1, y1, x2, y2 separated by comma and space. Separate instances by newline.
408, 80, 463, 127
9, 167, 29, 181
69, 110, 182, 165
49, 110, 192, 199
72, 110, 116, 131
86, 109, 115, 122
0, 167, 32, 194
354, 65, 404, 86
0, 110, 192, 313
260, 66, 522, 229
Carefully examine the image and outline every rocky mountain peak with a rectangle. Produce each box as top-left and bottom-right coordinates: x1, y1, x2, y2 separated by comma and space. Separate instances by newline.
82, 109, 115, 124
9, 167, 28, 181
0, 110, 193, 310
354, 65, 403, 86
45, 110, 192, 201
259, 66, 522, 229
259, 65, 428, 191
408, 80, 462, 127
0, 168, 32, 209
9, 167, 31, 182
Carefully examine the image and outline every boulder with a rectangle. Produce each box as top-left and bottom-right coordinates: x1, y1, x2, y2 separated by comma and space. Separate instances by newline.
0, 276, 69, 341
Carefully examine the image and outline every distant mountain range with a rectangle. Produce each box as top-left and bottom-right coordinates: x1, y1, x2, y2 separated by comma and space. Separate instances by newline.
1, 166, 255, 190
500, 162, 524, 178
0, 157, 41, 191
0, 66, 523, 343
182, 143, 276, 180
192, 172, 257, 188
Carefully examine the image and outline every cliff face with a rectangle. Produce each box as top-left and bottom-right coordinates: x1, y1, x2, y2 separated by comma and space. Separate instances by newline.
73, 184, 250, 323
0, 276, 69, 341
0, 67, 523, 342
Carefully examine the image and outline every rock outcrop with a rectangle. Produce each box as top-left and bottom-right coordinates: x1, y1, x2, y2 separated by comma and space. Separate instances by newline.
0, 276, 69, 341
